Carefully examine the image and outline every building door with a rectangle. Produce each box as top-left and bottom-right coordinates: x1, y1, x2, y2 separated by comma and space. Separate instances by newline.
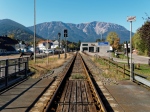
89, 47, 94, 52
96, 47, 99, 52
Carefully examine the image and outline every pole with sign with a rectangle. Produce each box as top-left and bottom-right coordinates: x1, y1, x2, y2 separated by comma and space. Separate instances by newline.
127, 16, 136, 81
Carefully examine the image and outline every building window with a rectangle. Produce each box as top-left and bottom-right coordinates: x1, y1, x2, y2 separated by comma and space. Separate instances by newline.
83, 47, 88, 51
82, 44, 88, 46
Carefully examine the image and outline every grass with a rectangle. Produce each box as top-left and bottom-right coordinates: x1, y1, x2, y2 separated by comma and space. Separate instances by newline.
116, 61, 150, 80
134, 64, 150, 80
112, 52, 129, 60
71, 73, 86, 79
92, 57, 130, 81
94, 56, 150, 81
29, 53, 73, 78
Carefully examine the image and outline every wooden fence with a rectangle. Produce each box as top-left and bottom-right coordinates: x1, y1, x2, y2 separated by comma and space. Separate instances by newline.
94, 54, 150, 88
94, 54, 130, 77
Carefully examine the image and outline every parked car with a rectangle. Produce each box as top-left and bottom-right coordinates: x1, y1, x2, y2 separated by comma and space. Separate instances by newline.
43, 49, 54, 54
106, 50, 113, 53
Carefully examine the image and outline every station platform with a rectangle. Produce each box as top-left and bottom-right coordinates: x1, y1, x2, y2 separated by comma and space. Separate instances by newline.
0, 78, 52, 112
97, 80, 150, 112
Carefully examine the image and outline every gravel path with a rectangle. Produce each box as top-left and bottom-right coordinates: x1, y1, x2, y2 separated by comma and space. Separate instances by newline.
80, 52, 119, 85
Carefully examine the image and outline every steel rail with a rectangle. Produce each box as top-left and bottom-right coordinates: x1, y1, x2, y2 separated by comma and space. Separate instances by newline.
80, 54, 107, 112
31, 52, 107, 112
43, 53, 76, 112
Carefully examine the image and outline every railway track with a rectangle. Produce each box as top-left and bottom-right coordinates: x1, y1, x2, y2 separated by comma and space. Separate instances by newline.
30, 52, 107, 112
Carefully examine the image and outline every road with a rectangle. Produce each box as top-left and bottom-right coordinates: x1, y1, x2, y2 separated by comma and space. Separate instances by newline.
85, 51, 150, 64
0, 53, 50, 60
113, 53, 149, 64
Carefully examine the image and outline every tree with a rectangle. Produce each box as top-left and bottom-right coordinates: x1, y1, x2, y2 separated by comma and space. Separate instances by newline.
96, 39, 101, 42
138, 21, 150, 56
132, 32, 147, 55
77, 40, 81, 49
8, 34, 15, 39
106, 32, 120, 50
96, 38, 105, 42
113, 38, 120, 50
68, 43, 75, 51
61, 39, 66, 47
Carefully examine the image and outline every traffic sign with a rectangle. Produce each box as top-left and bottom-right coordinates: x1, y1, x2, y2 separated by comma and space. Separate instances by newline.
127, 16, 136, 22
124, 43, 130, 48
98, 42, 109, 46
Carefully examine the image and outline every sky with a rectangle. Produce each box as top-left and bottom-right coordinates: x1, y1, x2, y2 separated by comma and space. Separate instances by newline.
0, 0, 150, 32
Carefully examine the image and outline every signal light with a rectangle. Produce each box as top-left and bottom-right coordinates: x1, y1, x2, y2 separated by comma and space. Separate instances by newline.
64, 29, 68, 37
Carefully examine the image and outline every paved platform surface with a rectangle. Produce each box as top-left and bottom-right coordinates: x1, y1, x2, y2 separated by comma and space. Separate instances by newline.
105, 80, 150, 112
0, 78, 53, 112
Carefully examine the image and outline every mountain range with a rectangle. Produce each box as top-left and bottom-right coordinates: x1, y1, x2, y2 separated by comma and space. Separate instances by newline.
0, 19, 43, 42
0, 19, 132, 43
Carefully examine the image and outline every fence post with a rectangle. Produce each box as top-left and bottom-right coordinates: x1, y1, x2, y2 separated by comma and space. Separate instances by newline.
5, 59, 8, 87
109, 59, 110, 68
14, 59, 16, 73
123, 64, 125, 78
27, 57, 29, 71
25, 62, 27, 77
0, 61, 1, 78
132, 63, 135, 81
116, 63, 118, 74
18, 58, 21, 73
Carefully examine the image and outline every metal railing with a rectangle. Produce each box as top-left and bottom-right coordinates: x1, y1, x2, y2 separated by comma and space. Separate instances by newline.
0, 57, 29, 90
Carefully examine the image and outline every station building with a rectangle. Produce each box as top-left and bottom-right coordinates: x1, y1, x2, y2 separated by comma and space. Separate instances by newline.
80, 42, 110, 53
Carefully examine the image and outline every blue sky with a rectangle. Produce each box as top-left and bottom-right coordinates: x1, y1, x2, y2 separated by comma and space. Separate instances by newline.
0, 0, 150, 32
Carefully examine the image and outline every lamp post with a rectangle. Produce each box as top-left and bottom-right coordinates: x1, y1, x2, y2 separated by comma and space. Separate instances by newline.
127, 16, 136, 81
34, 0, 36, 63
58, 33, 61, 58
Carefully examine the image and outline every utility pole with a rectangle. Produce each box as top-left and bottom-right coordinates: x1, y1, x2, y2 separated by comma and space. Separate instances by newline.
101, 33, 102, 42
47, 39, 49, 64
58, 33, 61, 58
34, 0, 36, 63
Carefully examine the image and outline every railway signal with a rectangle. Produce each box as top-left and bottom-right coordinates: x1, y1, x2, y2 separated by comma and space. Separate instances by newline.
64, 29, 68, 37
64, 29, 68, 58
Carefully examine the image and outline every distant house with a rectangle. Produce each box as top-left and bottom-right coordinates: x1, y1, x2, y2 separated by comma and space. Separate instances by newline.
0, 35, 18, 54
37, 40, 53, 51
15, 41, 27, 52
51, 40, 62, 49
